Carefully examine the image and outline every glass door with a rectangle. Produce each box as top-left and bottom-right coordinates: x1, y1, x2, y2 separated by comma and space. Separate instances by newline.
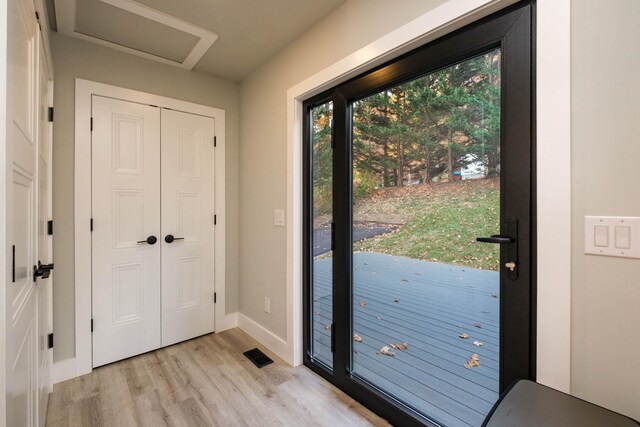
304, 3, 533, 426
350, 50, 502, 427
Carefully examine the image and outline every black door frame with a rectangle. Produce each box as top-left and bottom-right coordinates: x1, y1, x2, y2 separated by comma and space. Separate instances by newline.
303, 3, 535, 425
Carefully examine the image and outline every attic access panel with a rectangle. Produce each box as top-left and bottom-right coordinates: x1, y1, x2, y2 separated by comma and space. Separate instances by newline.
75, 0, 198, 63
55, 0, 218, 69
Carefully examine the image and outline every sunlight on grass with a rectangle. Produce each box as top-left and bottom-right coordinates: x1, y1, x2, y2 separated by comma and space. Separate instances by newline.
356, 179, 500, 271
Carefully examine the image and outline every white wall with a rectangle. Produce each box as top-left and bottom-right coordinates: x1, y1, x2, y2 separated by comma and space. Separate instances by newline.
238, 0, 446, 339
50, 32, 240, 362
570, 0, 640, 420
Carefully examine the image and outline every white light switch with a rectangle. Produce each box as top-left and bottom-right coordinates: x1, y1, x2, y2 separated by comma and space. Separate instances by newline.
594, 225, 609, 247
585, 216, 640, 259
615, 226, 631, 249
274, 209, 285, 227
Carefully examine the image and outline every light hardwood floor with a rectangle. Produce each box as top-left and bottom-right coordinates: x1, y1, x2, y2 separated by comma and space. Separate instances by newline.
46, 328, 390, 427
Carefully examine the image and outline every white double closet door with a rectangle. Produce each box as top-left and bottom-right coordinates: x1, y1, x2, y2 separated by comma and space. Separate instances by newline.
91, 96, 216, 367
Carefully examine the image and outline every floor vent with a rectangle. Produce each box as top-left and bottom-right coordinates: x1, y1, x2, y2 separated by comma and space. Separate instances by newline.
243, 348, 273, 368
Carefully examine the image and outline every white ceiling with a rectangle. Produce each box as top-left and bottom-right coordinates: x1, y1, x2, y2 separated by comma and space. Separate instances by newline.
54, 0, 347, 81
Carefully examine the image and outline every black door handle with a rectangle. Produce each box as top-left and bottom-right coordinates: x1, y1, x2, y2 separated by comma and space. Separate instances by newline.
33, 261, 53, 282
137, 235, 157, 245
477, 217, 519, 280
39, 261, 54, 271
476, 235, 514, 244
164, 234, 185, 244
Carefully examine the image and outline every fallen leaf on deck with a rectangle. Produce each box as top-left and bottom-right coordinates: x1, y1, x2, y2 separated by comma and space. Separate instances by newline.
482, 311, 490, 314
375, 316, 383, 320
324, 324, 332, 330
390, 342, 408, 350
401, 278, 409, 283
415, 272, 422, 276
393, 299, 400, 303
491, 294, 498, 298
313, 298, 319, 302
314, 312, 320, 316
377, 346, 396, 357
359, 301, 366, 307
353, 334, 362, 342
473, 341, 483, 347
459, 333, 470, 339
474, 323, 482, 328
464, 354, 481, 368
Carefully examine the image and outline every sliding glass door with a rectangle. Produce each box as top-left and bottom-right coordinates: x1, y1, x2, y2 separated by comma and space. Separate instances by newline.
304, 4, 533, 426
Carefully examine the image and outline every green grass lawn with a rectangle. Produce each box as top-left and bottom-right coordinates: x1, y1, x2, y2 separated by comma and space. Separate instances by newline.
355, 178, 500, 271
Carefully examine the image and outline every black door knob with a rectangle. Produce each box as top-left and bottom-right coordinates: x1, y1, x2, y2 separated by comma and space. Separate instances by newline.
137, 235, 157, 245
33, 261, 53, 282
164, 234, 185, 243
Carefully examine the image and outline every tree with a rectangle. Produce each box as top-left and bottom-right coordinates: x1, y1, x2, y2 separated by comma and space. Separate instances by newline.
318, 48, 502, 201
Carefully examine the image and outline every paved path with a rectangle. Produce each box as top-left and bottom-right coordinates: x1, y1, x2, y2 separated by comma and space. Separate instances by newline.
313, 222, 397, 256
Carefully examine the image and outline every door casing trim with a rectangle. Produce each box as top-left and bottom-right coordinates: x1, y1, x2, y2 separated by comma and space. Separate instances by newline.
72, 78, 231, 379
283, 0, 571, 394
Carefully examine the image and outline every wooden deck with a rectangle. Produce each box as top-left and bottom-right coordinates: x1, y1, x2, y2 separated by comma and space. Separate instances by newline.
311, 252, 500, 427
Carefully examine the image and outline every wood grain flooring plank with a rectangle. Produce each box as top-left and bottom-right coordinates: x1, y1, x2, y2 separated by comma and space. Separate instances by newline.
46, 329, 386, 427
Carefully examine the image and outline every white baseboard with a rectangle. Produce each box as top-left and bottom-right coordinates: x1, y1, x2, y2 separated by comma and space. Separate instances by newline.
237, 313, 292, 366
216, 311, 238, 332
53, 358, 77, 384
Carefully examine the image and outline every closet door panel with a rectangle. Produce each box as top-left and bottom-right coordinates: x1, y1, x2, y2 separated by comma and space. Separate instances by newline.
161, 109, 215, 346
91, 97, 161, 367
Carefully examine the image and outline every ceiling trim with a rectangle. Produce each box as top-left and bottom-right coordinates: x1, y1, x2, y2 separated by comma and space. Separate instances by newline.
54, 0, 218, 70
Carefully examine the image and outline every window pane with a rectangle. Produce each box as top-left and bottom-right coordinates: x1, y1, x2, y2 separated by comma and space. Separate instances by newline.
311, 101, 333, 368
351, 50, 501, 426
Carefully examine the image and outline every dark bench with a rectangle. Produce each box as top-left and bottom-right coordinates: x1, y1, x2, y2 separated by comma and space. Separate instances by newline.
483, 380, 639, 427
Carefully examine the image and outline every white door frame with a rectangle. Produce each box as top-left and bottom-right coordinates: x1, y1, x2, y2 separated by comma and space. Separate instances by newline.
281, 0, 572, 393
73, 79, 229, 377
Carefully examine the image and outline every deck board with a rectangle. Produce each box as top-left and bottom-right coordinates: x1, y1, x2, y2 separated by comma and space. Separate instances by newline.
310, 252, 500, 427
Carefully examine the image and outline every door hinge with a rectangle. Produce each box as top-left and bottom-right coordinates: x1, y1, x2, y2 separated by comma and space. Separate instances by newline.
90, 218, 94, 231
214, 136, 217, 147
214, 214, 217, 225
47, 220, 53, 235
330, 323, 336, 353
48, 333, 54, 349
214, 292, 217, 303
48, 107, 54, 122
90, 117, 93, 131
91, 319, 94, 333
12, 245, 15, 283
34, 11, 42, 31
330, 222, 335, 251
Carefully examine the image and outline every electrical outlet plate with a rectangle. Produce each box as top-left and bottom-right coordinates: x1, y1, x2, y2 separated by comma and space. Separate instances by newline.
273, 209, 285, 227
585, 216, 640, 259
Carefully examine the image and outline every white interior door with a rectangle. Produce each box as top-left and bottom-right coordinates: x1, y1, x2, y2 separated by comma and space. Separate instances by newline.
91, 96, 161, 367
36, 33, 53, 427
7, 0, 39, 425
161, 109, 215, 346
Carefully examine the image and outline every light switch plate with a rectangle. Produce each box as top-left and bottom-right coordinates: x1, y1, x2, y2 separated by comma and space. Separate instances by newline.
273, 209, 285, 227
585, 216, 640, 259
